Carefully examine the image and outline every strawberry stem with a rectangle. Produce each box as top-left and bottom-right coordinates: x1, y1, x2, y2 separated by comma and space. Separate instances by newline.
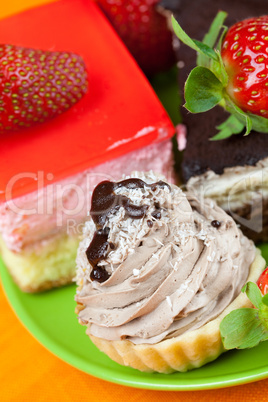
197, 11, 227, 68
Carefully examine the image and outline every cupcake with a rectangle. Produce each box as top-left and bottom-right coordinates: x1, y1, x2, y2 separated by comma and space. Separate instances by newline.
75, 172, 265, 373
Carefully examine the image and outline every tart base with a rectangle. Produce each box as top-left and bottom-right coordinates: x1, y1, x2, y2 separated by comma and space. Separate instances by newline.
84, 250, 265, 373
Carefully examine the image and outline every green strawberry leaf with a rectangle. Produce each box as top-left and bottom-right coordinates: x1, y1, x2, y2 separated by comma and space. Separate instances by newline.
171, 16, 218, 61
213, 90, 268, 139
246, 113, 268, 133
197, 11, 227, 68
224, 96, 253, 135
210, 115, 244, 140
220, 281, 268, 350
211, 49, 229, 86
242, 282, 263, 309
216, 25, 228, 51
262, 293, 268, 306
184, 66, 223, 113
192, 40, 219, 61
220, 308, 268, 349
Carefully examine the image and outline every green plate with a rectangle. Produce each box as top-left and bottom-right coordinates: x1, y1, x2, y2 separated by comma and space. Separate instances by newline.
1, 244, 268, 391
1, 68, 268, 390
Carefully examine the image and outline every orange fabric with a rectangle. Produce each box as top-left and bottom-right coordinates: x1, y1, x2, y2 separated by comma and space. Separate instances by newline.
0, 1, 268, 401
0, 0, 56, 19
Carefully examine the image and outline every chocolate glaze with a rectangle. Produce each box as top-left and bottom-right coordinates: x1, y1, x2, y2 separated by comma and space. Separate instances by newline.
86, 229, 110, 266
90, 266, 110, 283
151, 202, 162, 220
161, 0, 268, 182
86, 178, 170, 282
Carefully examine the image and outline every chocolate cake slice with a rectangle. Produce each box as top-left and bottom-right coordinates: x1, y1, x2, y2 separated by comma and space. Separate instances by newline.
162, 0, 268, 242
182, 107, 268, 243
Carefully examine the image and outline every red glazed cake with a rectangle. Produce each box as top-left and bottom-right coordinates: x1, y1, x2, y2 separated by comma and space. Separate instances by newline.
0, 0, 175, 292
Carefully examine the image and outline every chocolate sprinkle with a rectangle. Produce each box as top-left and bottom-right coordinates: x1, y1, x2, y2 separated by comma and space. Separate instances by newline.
147, 220, 153, 228
211, 220, 221, 229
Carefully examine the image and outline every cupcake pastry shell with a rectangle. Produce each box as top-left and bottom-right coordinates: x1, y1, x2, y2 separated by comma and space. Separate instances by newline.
78, 250, 265, 373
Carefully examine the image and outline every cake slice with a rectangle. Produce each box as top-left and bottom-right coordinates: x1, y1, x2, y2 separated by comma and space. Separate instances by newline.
0, 0, 175, 292
166, 0, 268, 242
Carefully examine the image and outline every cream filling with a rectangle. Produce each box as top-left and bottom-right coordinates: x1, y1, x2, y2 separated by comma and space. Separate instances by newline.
0, 140, 174, 252
75, 172, 255, 344
187, 157, 268, 208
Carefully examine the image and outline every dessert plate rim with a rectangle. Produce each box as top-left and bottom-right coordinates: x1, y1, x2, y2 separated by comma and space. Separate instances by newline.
1, 255, 268, 391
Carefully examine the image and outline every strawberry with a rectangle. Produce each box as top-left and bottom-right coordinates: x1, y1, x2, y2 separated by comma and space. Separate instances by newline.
96, 0, 175, 76
172, 12, 268, 139
257, 267, 268, 295
221, 16, 268, 118
0, 44, 88, 133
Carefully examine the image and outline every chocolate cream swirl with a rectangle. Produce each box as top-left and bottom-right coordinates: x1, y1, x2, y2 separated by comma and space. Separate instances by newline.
75, 172, 255, 345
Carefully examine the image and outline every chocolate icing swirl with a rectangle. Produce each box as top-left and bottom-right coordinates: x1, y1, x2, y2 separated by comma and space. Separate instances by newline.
76, 172, 255, 344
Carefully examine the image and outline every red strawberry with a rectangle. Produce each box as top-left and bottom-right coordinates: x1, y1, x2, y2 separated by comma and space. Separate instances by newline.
172, 12, 268, 139
96, 0, 175, 76
257, 267, 268, 295
221, 16, 268, 118
0, 44, 88, 133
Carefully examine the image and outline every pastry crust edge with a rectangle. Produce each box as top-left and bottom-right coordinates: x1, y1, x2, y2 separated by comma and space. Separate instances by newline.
82, 249, 266, 373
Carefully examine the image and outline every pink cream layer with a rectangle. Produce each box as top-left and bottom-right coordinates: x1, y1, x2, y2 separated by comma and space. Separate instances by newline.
0, 140, 175, 253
